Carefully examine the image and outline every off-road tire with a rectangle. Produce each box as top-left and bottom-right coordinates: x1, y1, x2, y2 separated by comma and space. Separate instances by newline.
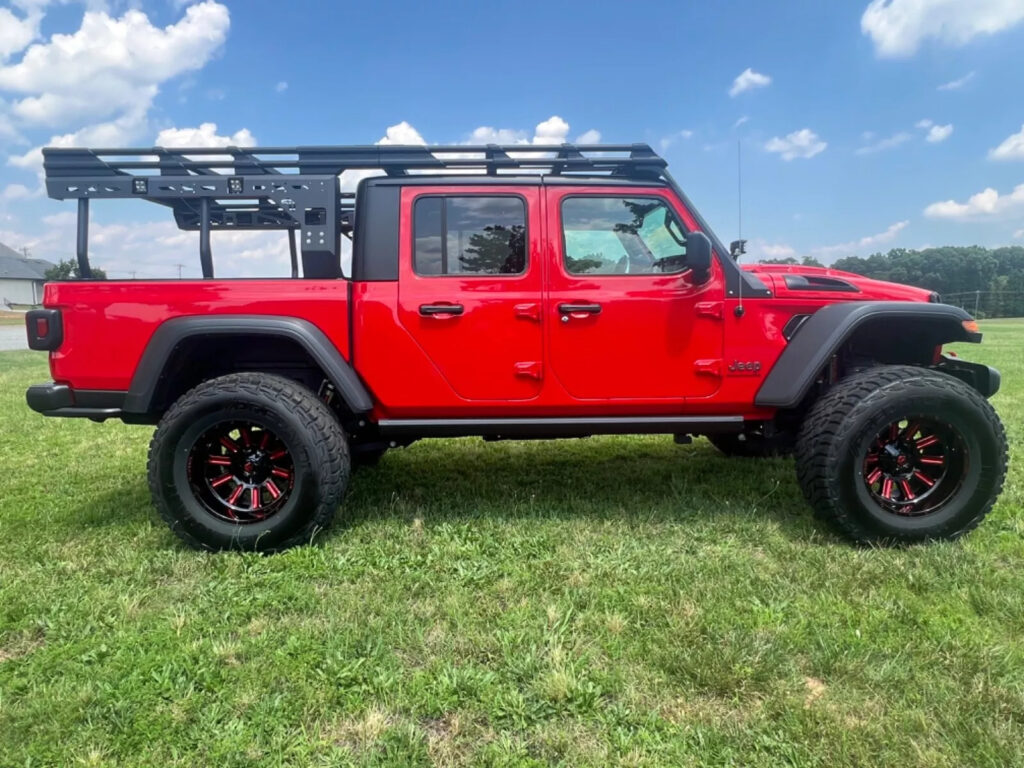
795, 365, 1006, 545
148, 373, 350, 552
708, 432, 794, 458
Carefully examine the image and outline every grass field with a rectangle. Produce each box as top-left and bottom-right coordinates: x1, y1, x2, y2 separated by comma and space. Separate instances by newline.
1, 322, 1022, 767
0, 311, 25, 326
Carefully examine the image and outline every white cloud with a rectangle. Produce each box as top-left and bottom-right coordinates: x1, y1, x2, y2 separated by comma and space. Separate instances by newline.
859, 220, 909, 247
275, 80, 288, 93
2, 183, 33, 200
0, 1, 230, 127
0, 6, 41, 61
1014, 228, 1024, 239
8, 101, 150, 174
155, 123, 256, 148
924, 184, 1024, 219
659, 129, 694, 151
375, 120, 427, 146
466, 125, 527, 144
916, 118, 933, 129
0, 100, 22, 143
338, 120, 429, 193
813, 221, 909, 260
856, 132, 911, 155
925, 123, 953, 143
749, 241, 797, 261
463, 115, 585, 146
729, 68, 771, 97
938, 71, 975, 90
764, 129, 826, 160
734, 116, 750, 128
989, 124, 1024, 161
532, 115, 570, 144
862, 0, 1024, 58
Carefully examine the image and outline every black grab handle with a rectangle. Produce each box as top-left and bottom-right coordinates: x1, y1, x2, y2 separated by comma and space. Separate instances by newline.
419, 304, 465, 316
558, 303, 602, 314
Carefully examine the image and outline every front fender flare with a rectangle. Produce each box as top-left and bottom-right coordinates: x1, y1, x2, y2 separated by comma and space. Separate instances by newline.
123, 315, 373, 416
755, 301, 979, 409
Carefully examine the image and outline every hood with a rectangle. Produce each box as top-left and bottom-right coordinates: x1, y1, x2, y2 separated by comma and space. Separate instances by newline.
744, 264, 936, 303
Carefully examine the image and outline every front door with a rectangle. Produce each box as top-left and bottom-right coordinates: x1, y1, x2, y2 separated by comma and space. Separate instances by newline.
397, 185, 543, 401
545, 187, 724, 401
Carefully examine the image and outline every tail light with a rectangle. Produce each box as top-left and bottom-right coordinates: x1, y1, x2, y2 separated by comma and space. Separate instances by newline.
26, 308, 63, 351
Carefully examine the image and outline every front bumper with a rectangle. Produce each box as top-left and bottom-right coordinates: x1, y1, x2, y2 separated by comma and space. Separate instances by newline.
936, 357, 1001, 398
26, 382, 125, 421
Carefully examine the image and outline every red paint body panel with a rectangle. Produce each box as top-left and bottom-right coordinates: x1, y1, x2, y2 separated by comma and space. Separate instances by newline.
44, 280, 350, 391
543, 185, 724, 402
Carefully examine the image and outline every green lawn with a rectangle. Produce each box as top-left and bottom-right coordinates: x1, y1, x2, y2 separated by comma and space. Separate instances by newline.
1, 322, 1022, 767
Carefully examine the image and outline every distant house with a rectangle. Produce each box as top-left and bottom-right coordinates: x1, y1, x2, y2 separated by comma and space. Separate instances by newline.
0, 243, 55, 307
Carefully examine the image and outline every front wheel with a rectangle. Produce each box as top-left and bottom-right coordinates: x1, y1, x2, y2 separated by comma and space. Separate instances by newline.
148, 373, 350, 552
795, 365, 1007, 545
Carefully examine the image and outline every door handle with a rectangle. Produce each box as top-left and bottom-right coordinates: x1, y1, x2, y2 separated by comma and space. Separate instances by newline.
558, 303, 601, 315
419, 303, 465, 317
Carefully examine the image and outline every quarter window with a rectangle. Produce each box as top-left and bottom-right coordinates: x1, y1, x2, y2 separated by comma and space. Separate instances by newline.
414, 196, 527, 276
561, 196, 689, 275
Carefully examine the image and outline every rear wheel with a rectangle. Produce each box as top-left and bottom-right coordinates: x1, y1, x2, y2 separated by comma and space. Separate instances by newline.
795, 365, 1006, 544
148, 373, 350, 551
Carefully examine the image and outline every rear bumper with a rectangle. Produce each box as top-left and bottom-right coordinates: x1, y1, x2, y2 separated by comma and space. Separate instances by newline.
26, 382, 125, 421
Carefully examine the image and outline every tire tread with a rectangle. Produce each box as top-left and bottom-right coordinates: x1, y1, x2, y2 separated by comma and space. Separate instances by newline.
795, 365, 1007, 544
147, 373, 349, 551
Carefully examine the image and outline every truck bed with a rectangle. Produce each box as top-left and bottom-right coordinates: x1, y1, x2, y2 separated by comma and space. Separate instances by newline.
43, 280, 351, 391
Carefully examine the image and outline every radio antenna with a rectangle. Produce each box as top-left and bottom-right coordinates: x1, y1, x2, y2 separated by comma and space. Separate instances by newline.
735, 137, 745, 316
737, 137, 743, 248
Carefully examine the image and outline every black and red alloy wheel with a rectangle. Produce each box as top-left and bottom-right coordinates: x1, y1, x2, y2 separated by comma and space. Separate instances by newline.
186, 420, 295, 523
862, 417, 967, 517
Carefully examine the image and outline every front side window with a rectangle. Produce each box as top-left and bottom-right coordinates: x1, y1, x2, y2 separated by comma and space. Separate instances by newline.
562, 196, 689, 275
414, 196, 526, 276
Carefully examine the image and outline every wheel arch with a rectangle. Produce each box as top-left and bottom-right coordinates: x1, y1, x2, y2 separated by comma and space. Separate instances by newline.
756, 301, 980, 409
123, 315, 373, 419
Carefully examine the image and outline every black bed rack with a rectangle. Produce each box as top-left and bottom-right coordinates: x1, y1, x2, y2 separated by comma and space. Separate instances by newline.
42, 143, 670, 279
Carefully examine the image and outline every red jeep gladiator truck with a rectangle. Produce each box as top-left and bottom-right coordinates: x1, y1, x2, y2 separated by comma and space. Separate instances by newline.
25, 143, 1006, 551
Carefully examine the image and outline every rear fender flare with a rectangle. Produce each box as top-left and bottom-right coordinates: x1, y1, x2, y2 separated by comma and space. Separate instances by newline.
755, 301, 980, 409
123, 315, 373, 416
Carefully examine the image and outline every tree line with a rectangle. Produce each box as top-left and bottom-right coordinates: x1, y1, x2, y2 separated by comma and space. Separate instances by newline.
761, 246, 1024, 318
44, 259, 107, 281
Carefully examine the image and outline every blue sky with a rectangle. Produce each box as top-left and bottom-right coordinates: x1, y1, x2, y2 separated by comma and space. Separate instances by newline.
1, 0, 1024, 277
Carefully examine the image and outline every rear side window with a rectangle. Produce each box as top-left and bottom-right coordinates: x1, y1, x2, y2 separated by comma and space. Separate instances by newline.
561, 196, 689, 275
413, 196, 526, 276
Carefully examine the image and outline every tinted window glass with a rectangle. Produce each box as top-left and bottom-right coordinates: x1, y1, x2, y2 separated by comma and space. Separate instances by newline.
414, 196, 526, 276
562, 197, 689, 275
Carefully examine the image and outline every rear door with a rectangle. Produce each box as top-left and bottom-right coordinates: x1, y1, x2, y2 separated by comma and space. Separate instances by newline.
397, 185, 544, 401
544, 186, 724, 401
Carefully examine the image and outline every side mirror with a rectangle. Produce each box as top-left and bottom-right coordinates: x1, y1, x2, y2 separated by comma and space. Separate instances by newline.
687, 231, 713, 284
